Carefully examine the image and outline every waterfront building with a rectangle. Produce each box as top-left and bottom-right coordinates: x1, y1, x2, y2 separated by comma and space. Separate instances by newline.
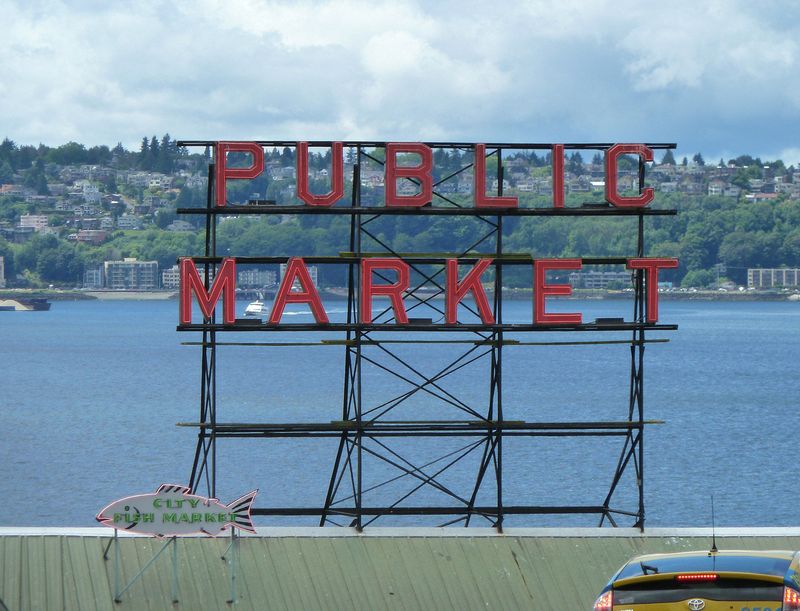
161, 264, 180, 289
569, 270, 631, 289
83, 266, 103, 289
280, 262, 318, 288
748, 267, 800, 289
238, 268, 277, 288
104, 258, 159, 290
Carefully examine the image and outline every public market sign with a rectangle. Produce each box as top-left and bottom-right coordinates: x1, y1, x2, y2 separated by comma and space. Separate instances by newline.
96, 484, 258, 536
179, 141, 678, 326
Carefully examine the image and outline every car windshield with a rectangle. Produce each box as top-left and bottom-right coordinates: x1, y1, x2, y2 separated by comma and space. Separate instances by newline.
617, 555, 791, 580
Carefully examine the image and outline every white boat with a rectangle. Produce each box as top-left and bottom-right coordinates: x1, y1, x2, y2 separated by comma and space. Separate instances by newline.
244, 299, 269, 317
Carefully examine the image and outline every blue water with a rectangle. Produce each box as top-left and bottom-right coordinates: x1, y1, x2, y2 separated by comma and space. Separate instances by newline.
1, 298, 798, 528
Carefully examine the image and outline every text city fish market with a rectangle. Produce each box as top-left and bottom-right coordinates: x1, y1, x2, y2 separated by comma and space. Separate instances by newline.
112, 496, 233, 524
111, 512, 234, 524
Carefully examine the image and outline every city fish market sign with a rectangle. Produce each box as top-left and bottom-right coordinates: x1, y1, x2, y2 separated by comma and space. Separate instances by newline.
96, 484, 258, 536
179, 141, 678, 326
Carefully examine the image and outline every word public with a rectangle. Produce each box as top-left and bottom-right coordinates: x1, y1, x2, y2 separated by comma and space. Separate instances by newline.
214, 141, 656, 209
179, 256, 678, 326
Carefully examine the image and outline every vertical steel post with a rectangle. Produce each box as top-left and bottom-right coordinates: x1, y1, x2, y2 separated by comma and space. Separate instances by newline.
636, 212, 646, 529
171, 537, 179, 603
495, 147, 504, 532
355, 144, 364, 531
113, 529, 120, 602
227, 528, 238, 604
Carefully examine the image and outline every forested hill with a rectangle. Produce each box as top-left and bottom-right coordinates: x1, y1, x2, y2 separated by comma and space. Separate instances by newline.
0, 138, 798, 288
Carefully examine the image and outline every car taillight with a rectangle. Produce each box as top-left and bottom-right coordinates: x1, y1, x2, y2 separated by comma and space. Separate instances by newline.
785, 586, 800, 610
675, 573, 718, 583
592, 590, 612, 611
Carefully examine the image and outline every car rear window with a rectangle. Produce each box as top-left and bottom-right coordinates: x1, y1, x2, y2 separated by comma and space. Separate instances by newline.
614, 577, 782, 604
616, 555, 790, 580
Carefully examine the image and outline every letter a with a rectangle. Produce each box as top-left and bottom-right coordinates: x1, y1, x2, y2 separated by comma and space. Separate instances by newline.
269, 257, 329, 324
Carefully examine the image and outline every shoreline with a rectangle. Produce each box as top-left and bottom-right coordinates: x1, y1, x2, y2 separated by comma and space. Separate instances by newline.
1, 288, 798, 302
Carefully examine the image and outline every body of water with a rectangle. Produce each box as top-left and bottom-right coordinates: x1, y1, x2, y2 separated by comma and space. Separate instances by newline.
1, 297, 798, 528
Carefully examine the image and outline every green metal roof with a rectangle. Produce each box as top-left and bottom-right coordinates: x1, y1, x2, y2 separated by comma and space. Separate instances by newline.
2, 528, 800, 610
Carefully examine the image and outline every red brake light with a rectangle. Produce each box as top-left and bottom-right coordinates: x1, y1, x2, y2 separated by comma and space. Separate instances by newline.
785, 586, 800, 610
675, 573, 718, 583
593, 591, 612, 611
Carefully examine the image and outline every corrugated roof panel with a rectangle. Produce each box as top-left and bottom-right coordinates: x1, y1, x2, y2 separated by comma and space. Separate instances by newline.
3, 532, 800, 610
398, 537, 445, 609
345, 536, 394, 610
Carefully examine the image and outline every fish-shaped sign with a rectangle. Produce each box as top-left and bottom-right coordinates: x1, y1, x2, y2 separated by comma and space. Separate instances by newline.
96, 484, 258, 537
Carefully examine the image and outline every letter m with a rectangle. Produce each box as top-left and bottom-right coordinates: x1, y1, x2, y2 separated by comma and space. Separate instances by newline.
179, 258, 236, 324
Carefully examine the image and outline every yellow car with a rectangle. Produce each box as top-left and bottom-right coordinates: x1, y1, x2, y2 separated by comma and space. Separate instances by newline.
593, 549, 800, 610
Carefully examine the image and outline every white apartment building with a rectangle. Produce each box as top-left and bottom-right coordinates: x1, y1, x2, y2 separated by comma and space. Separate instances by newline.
161, 264, 181, 289
104, 258, 159, 290
19, 214, 49, 232
748, 268, 800, 289
238, 268, 277, 288
280, 263, 318, 289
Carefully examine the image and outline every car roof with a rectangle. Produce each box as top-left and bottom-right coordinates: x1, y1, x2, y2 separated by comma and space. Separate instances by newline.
614, 549, 797, 582
629, 549, 796, 563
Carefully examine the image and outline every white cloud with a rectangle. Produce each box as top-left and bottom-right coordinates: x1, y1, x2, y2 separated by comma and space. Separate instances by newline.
0, 0, 798, 161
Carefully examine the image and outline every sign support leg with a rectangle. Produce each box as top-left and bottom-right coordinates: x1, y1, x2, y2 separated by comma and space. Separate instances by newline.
227, 528, 238, 604
171, 536, 179, 604
112, 536, 177, 602
114, 529, 121, 603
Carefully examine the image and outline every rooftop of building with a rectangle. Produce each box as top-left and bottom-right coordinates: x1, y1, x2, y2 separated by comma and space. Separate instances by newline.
3, 527, 800, 609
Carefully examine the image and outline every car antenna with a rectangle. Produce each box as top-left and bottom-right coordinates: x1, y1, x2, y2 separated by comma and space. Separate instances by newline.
709, 494, 718, 554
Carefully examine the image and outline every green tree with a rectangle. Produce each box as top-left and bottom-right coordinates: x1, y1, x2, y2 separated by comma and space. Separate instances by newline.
47, 142, 88, 165
148, 136, 159, 171
0, 161, 13, 183
661, 150, 676, 165
681, 269, 714, 287
157, 133, 174, 174
566, 152, 584, 175
139, 137, 150, 169
23, 159, 49, 195
692, 153, 705, 166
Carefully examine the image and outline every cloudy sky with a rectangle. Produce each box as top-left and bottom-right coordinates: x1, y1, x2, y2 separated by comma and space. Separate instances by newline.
2, 0, 799, 164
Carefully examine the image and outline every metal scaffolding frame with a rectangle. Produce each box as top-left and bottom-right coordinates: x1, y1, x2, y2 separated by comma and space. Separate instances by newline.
176, 140, 677, 530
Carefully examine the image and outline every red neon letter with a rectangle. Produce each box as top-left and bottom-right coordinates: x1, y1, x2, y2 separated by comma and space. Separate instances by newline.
552, 144, 565, 208
445, 259, 495, 324
214, 142, 264, 207
474, 143, 518, 209
385, 143, 433, 207
269, 257, 329, 324
179, 258, 236, 324
534, 259, 582, 325
296, 141, 344, 207
604, 143, 654, 208
361, 258, 410, 324
627, 258, 679, 322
